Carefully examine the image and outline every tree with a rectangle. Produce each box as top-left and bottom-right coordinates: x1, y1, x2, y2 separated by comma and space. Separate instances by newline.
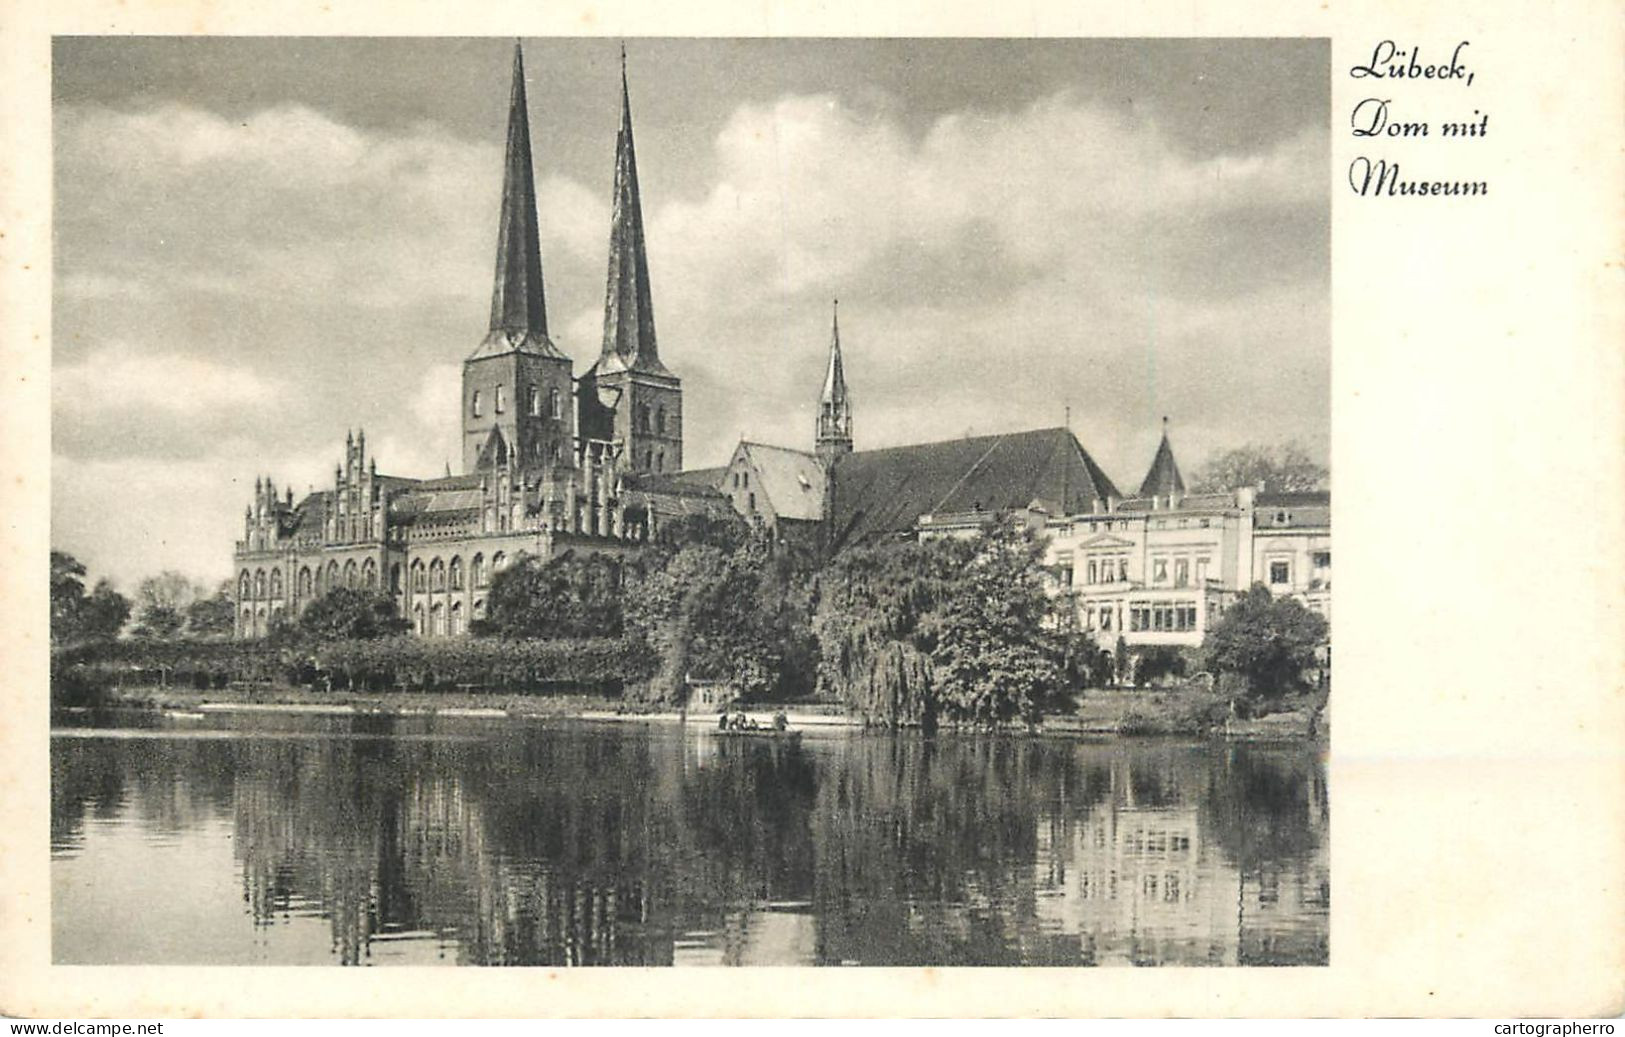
184, 583, 237, 640
478, 551, 625, 639
813, 535, 973, 727
80, 580, 133, 642
296, 587, 410, 641
50, 551, 89, 645
1190, 442, 1327, 494
930, 524, 1066, 727
815, 522, 1069, 729
1202, 584, 1329, 703
624, 532, 816, 702
131, 570, 206, 640
51, 551, 129, 645
131, 605, 185, 639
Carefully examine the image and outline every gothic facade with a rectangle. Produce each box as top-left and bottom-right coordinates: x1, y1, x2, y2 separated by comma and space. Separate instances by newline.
232, 46, 728, 639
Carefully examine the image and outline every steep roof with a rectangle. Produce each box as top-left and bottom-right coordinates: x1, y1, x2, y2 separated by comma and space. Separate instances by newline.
1137, 421, 1186, 497
469, 43, 566, 362
828, 426, 1120, 550
649, 466, 726, 492
594, 50, 669, 378
741, 442, 826, 522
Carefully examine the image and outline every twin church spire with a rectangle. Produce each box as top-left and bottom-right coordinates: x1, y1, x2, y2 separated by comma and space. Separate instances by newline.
599, 46, 667, 376
479, 40, 664, 375
482, 43, 557, 355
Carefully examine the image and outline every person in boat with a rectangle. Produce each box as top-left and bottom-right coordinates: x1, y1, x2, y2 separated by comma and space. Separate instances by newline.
717, 712, 729, 731
773, 711, 789, 732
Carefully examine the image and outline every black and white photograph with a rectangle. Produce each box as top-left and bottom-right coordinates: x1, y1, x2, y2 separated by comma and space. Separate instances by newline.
41, 34, 1338, 970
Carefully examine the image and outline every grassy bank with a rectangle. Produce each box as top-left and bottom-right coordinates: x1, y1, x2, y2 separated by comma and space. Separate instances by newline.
91, 682, 1324, 740
1048, 687, 1327, 740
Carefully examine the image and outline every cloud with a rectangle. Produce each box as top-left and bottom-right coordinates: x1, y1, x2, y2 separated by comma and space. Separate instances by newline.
52, 84, 1326, 587
56, 341, 277, 416
643, 89, 1327, 474
648, 91, 1325, 312
55, 103, 606, 314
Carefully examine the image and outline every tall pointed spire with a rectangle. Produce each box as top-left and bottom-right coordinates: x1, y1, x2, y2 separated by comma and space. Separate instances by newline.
598, 45, 667, 375
816, 299, 853, 462
480, 41, 555, 353
1138, 416, 1186, 498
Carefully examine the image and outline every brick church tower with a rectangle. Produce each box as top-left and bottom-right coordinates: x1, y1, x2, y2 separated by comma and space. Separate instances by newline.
577, 51, 683, 476
461, 43, 577, 476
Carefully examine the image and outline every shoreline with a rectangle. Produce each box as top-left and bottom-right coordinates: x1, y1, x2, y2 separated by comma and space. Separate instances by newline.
76, 685, 1324, 742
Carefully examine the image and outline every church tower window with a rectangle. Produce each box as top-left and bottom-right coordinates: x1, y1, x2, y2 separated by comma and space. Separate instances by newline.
549, 387, 561, 419
495, 385, 506, 414
528, 385, 540, 416
472, 390, 483, 417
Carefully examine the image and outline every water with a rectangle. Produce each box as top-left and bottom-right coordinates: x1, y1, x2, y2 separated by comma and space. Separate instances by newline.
51, 711, 1328, 966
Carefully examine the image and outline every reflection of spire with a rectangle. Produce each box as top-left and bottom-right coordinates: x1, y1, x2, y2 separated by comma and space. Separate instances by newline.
598, 47, 667, 375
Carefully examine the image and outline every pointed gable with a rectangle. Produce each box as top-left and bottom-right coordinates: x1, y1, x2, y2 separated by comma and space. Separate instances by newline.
596, 49, 668, 377
828, 427, 1120, 551
1138, 420, 1186, 497
741, 442, 827, 522
470, 43, 566, 361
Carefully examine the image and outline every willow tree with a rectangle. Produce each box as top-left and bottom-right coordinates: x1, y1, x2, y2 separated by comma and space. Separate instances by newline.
813, 536, 976, 729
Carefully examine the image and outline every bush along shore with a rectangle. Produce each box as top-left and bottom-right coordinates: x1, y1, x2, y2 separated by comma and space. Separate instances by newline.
52, 518, 1329, 741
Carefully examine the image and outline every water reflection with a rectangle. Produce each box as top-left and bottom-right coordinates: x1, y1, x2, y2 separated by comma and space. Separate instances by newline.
52, 717, 1327, 966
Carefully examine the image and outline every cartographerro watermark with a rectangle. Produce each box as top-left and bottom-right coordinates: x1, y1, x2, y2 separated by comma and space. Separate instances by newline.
1493, 1025, 1615, 1036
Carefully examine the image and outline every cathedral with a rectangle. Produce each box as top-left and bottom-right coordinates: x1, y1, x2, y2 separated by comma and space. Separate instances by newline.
232, 46, 730, 639
233, 44, 1330, 645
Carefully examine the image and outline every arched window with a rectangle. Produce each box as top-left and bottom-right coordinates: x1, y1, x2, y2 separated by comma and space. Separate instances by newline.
269, 569, 283, 597
528, 385, 540, 416
411, 560, 426, 593
430, 602, 445, 637
343, 559, 358, 589
298, 566, 312, 598
254, 569, 266, 598
494, 385, 506, 414
472, 554, 486, 589
471, 390, 483, 417
389, 563, 402, 593
548, 387, 561, 419
450, 602, 463, 637
429, 558, 446, 592
656, 451, 664, 473
474, 598, 486, 620
449, 556, 464, 591
644, 449, 653, 469
326, 560, 339, 590
657, 406, 666, 434
241, 608, 253, 634
414, 604, 425, 636
362, 559, 377, 589
239, 571, 251, 599
492, 551, 506, 573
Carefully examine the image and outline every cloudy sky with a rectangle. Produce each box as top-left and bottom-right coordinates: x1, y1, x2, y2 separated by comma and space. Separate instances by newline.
52, 36, 1328, 590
